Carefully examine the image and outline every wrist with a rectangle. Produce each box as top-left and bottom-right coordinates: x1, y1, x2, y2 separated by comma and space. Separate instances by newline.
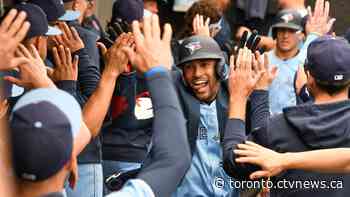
144, 66, 168, 78
103, 66, 120, 79
282, 152, 295, 170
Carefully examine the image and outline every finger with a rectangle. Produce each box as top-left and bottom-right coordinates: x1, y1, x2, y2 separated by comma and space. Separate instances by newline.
14, 21, 30, 43
15, 48, 25, 58
192, 14, 197, 33
52, 47, 61, 67
247, 50, 253, 71
60, 22, 73, 40
143, 16, 152, 42
237, 143, 259, 151
270, 66, 279, 79
151, 14, 161, 41
18, 44, 32, 58
327, 18, 336, 32
245, 141, 265, 149
205, 17, 210, 27
96, 42, 108, 57
3, 76, 24, 87
229, 55, 235, 68
65, 47, 72, 67
250, 171, 271, 180
162, 23, 173, 44
122, 46, 136, 65
324, 1, 330, 18
235, 156, 260, 164
307, 6, 313, 19
234, 149, 259, 157
319, 0, 325, 18
46, 67, 54, 77
195, 14, 200, 30
7, 11, 27, 36
29, 45, 41, 60
9, 57, 29, 69
236, 49, 243, 69
254, 51, 263, 71
263, 53, 269, 70
243, 47, 250, 70
252, 54, 258, 73
55, 35, 65, 45
0, 9, 18, 33
132, 21, 145, 52
58, 45, 67, 66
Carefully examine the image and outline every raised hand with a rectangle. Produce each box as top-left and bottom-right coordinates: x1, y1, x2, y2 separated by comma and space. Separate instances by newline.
4, 45, 55, 89
192, 14, 210, 37
254, 52, 278, 90
0, 9, 30, 71
123, 14, 173, 73
48, 45, 79, 82
54, 22, 84, 53
306, 0, 336, 36
234, 141, 286, 180
98, 33, 131, 77
229, 48, 264, 99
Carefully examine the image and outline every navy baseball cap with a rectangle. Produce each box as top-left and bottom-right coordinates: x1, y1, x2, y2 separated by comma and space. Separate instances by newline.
10, 88, 82, 181
29, 0, 80, 22
177, 35, 224, 67
306, 36, 350, 84
112, 0, 144, 23
14, 3, 62, 39
271, 9, 303, 35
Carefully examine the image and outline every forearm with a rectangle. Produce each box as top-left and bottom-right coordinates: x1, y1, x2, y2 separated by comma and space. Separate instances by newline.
73, 120, 92, 156
138, 69, 191, 197
283, 148, 350, 173
82, 69, 118, 137
249, 90, 270, 130
229, 96, 248, 120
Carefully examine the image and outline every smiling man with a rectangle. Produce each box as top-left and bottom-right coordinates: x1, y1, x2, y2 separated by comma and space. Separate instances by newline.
171, 35, 239, 197
267, 8, 325, 115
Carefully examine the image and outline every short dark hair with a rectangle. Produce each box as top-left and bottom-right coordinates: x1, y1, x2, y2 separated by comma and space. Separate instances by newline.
315, 79, 350, 96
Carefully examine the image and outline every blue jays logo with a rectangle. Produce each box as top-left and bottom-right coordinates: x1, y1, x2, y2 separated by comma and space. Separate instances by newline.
185, 41, 202, 55
281, 14, 294, 23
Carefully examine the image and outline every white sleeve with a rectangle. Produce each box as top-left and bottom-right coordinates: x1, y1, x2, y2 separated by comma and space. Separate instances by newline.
106, 179, 155, 197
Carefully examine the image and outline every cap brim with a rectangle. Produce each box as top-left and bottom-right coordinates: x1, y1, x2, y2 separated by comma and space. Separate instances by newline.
11, 88, 82, 139
46, 26, 62, 36
58, 10, 81, 21
272, 23, 302, 31
177, 52, 222, 67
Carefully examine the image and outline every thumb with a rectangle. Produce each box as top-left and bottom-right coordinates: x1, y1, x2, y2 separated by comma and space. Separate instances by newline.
270, 66, 279, 80
3, 76, 24, 87
327, 18, 336, 32
46, 67, 54, 77
9, 57, 29, 69
122, 46, 136, 65
97, 42, 108, 57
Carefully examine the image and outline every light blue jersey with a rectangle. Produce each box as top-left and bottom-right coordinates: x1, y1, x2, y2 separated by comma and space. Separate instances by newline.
173, 101, 239, 197
268, 34, 319, 115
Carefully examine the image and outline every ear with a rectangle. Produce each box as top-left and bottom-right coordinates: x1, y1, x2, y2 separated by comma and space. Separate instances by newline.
67, 155, 79, 189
